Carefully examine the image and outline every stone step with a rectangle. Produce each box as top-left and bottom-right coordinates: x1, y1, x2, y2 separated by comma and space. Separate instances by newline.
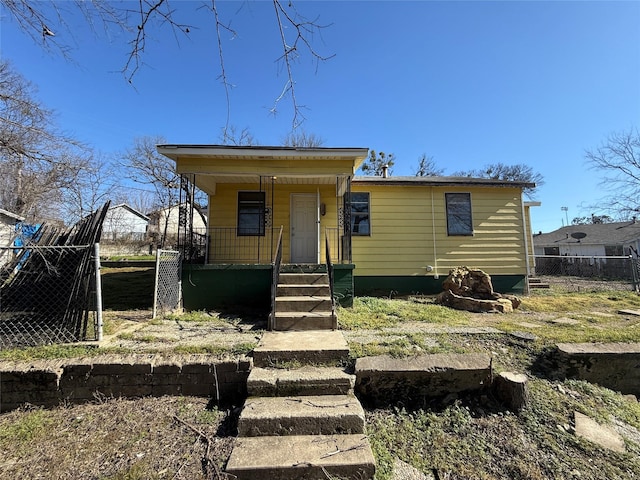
277, 284, 331, 296
276, 296, 333, 313
273, 312, 336, 331
247, 366, 355, 397
253, 331, 349, 367
238, 394, 366, 437
278, 272, 329, 285
225, 434, 376, 480
279, 264, 328, 274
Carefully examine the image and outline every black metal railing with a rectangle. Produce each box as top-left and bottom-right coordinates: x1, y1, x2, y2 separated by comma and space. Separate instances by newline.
325, 228, 342, 264
208, 227, 278, 264
325, 231, 336, 316
269, 226, 284, 331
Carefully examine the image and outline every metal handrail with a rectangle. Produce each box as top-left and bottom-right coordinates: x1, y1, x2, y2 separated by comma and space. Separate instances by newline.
325, 230, 336, 317
269, 226, 284, 331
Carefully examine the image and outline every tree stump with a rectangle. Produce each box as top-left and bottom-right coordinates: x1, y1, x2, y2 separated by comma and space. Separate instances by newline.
493, 371, 529, 413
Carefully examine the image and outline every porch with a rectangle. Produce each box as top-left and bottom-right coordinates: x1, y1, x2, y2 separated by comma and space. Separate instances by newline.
156, 145, 369, 313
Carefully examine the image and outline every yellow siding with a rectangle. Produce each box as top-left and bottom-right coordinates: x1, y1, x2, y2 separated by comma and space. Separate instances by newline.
351, 184, 527, 277
208, 183, 340, 263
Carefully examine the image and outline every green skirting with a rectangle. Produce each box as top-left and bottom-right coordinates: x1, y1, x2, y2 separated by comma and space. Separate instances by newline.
353, 274, 527, 297
181, 264, 355, 311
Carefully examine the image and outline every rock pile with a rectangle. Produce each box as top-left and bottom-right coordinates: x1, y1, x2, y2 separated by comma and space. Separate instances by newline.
435, 266, 521, 313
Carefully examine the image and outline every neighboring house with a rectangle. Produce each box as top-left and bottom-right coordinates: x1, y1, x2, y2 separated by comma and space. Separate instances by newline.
533, 221, 640, 257
156, 145, 536, 311
0, 209, 25, 266
147, 204, 207, 247
102, 204, 149, 242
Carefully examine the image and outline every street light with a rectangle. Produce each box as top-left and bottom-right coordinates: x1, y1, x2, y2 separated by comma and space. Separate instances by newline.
561, 206, 569, 226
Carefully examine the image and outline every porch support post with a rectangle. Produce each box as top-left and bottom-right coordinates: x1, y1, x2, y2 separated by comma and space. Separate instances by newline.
344, 176, 353, 263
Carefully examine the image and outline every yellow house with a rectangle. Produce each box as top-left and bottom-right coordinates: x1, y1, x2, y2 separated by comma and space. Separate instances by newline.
157, 144, 535, 312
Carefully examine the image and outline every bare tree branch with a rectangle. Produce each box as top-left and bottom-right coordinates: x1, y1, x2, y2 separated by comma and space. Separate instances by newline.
585, 127, 640, 218
270, 0, 335, 129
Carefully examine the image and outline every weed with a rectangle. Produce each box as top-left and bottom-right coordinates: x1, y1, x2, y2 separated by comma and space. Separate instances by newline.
0, 408, 54, 452
0, 344, 128, 361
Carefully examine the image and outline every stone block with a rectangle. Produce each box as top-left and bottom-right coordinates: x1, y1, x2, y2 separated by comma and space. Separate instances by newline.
90, 356, 153, 375
355, 354, 492, 407
554, 343, 640, 396
152, 384, 182, 396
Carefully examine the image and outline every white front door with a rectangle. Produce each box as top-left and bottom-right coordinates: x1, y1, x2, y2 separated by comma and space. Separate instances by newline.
291, 194, 318, 263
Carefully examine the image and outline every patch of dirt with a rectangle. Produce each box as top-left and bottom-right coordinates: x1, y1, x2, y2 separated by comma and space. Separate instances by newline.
101, 310, 264, 353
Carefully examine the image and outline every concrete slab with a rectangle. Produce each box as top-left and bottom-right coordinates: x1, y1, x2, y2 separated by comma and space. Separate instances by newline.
247, 366, 355, 397
238, 395, 365, 436
392, 459, 436, 480
225, 434, 375, 480
618, 309, 640, 317
253, 331, 349, 367
550, 317, 581, 325
355, 354, 491, 406
558, 343, 640, 354
574, 412, 626, 453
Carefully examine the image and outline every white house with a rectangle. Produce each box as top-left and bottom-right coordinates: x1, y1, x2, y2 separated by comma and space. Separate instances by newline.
147, 204, 207, 246
102, 204, 149, 242
533, 220, 640, 257
0, 208, 25, 266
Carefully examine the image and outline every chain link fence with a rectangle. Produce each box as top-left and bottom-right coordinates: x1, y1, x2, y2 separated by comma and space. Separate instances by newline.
153, 249, 182, 318
532, 255, 640, 293
0, 245, 101, 348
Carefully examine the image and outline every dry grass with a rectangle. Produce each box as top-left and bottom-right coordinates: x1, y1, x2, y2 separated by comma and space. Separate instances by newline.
0, 396, 235, 480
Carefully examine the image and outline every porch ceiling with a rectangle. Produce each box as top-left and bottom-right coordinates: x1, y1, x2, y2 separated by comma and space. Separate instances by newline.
195, 174, 345, 196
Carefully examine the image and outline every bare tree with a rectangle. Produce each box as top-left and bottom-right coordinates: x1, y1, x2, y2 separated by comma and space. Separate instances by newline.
3, 1, 334, 130
281, 130, 325, 147
452, 163, 544, 200
60, 152, 120, 224
413, 153, 444, 177
219, 125, 258, 146
120, 135, 180, 247
360, 150, 395, 176
0, 59, 88, 222
585, 128, 640, 219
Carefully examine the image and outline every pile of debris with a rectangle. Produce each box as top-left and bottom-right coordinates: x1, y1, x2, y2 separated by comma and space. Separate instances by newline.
435, 266, 521, 313
0, 202, 110, 348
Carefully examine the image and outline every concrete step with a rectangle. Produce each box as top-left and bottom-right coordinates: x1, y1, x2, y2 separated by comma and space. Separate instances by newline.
225, 434, 376, 480
253, 331, 350, 367
238, 394, 366, 437
273, 312, 336, 331
278, 272, 329, 285
277, 284, 331, 296
247, 366, 355, 396
276, 296, 333, 313
280, 264, 328, 274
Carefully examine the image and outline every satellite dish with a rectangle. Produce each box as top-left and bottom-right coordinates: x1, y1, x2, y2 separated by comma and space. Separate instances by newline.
571, 232, 587, 239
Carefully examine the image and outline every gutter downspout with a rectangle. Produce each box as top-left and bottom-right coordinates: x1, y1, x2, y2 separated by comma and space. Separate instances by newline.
431, 188, 438, 278
520, 194, 531, 294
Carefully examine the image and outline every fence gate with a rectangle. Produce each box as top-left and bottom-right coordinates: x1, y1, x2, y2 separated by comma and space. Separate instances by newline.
153, 249, 182, 318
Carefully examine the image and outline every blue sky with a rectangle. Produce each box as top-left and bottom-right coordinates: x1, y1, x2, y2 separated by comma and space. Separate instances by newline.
2, 1, 639, 233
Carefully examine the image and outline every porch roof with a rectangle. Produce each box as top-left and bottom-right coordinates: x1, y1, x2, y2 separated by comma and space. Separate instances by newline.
157, 144, 369, 179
